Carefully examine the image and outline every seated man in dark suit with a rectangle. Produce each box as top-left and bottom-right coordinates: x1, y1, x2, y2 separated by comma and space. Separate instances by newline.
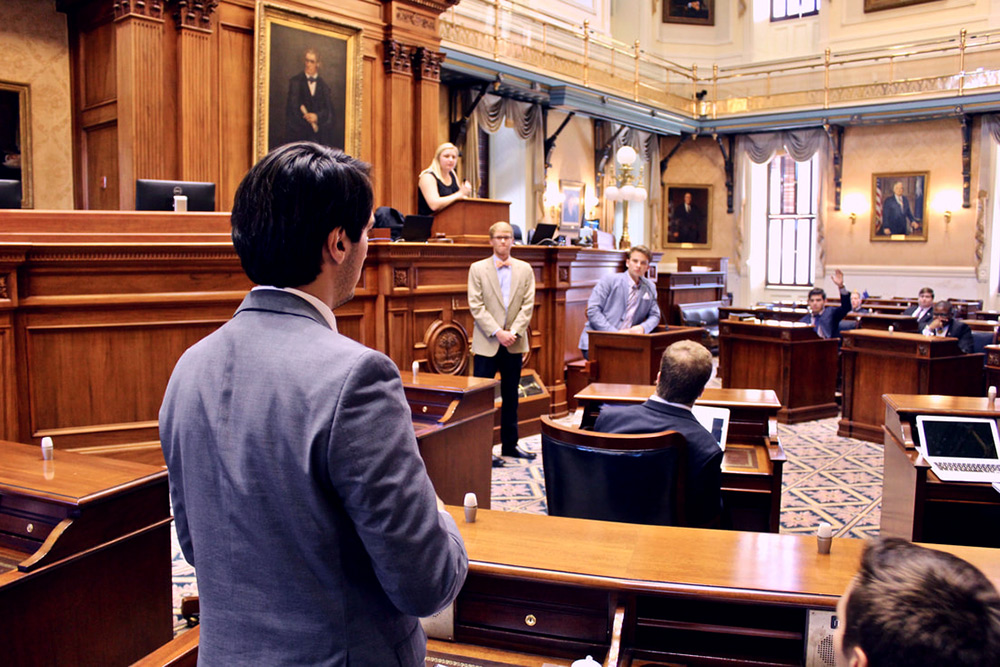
902, 286, 935, 330
799, 269, 850, 339
922, 300, 974, 354
593, 340, 722, 528
840, 290, 870, 333
835, 538, 1000, 667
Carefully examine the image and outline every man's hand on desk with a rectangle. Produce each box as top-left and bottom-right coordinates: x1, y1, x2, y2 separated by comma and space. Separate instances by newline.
620, 324, 645, 334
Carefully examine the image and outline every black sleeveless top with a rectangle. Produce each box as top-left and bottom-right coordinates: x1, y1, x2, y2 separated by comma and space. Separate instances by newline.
417, 172, 460, 215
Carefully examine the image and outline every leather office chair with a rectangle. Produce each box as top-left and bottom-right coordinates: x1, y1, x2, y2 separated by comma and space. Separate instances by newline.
540, 415, 688, 527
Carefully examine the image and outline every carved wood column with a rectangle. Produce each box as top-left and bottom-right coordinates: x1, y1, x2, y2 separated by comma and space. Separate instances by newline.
114, 0, 169, 209
381, 0, 458, 213
172, 1, 218, 190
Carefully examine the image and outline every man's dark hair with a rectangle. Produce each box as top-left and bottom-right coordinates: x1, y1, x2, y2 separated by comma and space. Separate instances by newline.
808, 287, 826, 301
919, 286, 934, 297
842, 538, 1000, 666
934, 299, 953, 317
655, 340, 713, 405
231, 142, 372, 287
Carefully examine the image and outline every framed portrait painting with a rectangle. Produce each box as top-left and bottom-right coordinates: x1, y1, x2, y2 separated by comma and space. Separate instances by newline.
663, 0, 714, 26
560, 180, 583, 226
0, 81, 31, 208
871, 172, 928, 241
864, 0, 938, 12
254, 3, 362, 160
664, 185, 712, 248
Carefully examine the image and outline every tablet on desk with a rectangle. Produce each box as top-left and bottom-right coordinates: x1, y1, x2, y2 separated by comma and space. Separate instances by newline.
692, 405, 730, 450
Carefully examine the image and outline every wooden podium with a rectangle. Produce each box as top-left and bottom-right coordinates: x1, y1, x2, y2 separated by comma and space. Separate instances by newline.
0, 441, 172, 665
882, 394, 1000, 547
839, 330, 984, 442
656, 270, 726, 324
403, 372, 498, 509
432, 198, 510, 243
718, 320, 839, 423
588, 327, 707, 384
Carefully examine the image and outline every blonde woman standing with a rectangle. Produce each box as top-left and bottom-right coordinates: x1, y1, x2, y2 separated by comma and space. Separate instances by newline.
417, 142, 472, 215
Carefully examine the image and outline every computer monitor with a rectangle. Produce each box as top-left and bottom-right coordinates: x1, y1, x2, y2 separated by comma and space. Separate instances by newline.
559, 221, 581, 243
135, 179, 216, 212
0, 179, 21, 209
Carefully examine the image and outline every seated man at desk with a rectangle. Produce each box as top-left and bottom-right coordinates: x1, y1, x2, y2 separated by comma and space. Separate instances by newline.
593, 340, 722, 527
835, 538, 1000, 666
839, 291, 870, 333
799, 268, 850, 339
578, 244, 661, 359
903, 286, 936, 329
922, 300, 974, 354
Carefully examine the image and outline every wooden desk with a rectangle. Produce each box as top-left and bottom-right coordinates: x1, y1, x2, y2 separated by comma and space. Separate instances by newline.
432, 198, 510, 244
587, 327, 706, 385
574, 383, 784, 532
439, 508, 1000, 665
853, 313, 919, 331
881, 394, 1000, 547
403, 372, 497, 509
0, 441, 172, 665
137, 508, 1000, 666
719, 320, 839, 423
839, 330, 984, 443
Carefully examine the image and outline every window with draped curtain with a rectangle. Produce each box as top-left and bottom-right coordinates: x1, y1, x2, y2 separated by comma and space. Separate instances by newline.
766, 153, 819, 287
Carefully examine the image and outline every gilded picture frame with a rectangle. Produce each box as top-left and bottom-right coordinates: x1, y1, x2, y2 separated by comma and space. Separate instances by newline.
864, 0, 938, 13
664, 0, 714, 26
664, 185, 712, 248
0, 80, 32, 208
253, 2, 362, 160
870, 172, 929, 242
560, 180, 583, 226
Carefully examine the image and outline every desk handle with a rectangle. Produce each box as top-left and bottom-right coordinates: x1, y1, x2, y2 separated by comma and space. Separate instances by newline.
524, 614, 537, 627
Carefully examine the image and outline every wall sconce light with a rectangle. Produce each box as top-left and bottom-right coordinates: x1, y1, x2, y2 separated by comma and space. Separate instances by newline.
843, 193, 868, 228
584, 189, 600, 220
944, 210, 952, 224
543, 182, 564, 222
849, 212, 857, 225
604, 145, 647, 249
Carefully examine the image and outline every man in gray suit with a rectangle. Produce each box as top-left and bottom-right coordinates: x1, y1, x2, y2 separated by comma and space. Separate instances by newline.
468, 221, 536, 466
160, 143, 468, 665
579, 244, 661, 358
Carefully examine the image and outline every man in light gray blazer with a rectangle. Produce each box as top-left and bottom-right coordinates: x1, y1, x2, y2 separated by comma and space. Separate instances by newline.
468, 221, 536, 466
159, 143, 467, 666
579, 244, 661, 357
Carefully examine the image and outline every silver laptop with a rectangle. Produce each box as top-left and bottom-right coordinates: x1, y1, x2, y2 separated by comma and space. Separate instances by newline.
914, 415, 1000, 482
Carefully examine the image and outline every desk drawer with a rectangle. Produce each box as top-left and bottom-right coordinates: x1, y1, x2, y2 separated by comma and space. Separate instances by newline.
457, 574, 609, 642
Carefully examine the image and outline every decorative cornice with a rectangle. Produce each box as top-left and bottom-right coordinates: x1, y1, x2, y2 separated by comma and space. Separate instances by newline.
114, 0, 165, 20
383, 0, 460, 14
395, 6, 436, 32
170, 0, 217, 30
383, 40, 414, 76
413, 47, 445, 83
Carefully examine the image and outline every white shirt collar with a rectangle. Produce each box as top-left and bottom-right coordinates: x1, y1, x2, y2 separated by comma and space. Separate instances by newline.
648, 393, 693, 412
252, 285, 338, 332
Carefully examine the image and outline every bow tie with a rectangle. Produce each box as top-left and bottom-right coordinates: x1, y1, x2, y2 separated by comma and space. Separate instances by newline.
495, 258, 511, 269
306, 77, 317, 83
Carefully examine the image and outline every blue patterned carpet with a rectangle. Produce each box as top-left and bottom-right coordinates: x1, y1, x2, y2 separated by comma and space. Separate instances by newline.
170, 409, 882, 629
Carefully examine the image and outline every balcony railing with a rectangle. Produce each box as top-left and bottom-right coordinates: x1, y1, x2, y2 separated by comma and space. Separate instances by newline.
440, 0, 1000, 119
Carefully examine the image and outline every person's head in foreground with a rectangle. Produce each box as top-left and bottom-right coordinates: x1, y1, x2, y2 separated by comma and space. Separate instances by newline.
655, 340, 713, 407
231, 141, 373, 305
835, 538, 1000, 666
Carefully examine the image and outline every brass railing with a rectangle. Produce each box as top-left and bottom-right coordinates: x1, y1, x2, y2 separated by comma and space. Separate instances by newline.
440, 0, 1000, 120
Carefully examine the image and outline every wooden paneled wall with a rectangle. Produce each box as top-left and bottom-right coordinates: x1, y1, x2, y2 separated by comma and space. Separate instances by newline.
63, 0, 455, 214
0, 210, 624, 462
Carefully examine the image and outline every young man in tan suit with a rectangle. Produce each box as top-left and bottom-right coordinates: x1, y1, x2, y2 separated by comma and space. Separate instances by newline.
467, 221, 536, 466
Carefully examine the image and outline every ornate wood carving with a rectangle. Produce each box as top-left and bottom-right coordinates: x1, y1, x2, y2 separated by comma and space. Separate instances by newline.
423, 320, 469, 375
0, 274, 8, 300
384, 0, 461, 13
394, 268, 408, 287
395, 7, 436, 31
558, 266, 569, 282
383, 40, 414, 76
114, 0, 165, 19
412, 47, 445, 82
171, 0, 217, 30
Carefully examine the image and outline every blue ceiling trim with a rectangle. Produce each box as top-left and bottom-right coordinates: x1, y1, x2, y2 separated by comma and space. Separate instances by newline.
441, 48, 1000, 135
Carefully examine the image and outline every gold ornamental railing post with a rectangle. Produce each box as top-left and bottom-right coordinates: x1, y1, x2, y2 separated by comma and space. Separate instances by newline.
583, 20, 590, 87
959, 28, 967, 96
633, 40, 640, 101
493, 0, 500, 61
692, 64, 699, 116
712, 64, 718, 120
824, 48, 830, 109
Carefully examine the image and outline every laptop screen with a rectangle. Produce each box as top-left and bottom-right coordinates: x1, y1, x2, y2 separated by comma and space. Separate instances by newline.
692, 405, 730, 450
916, 416, 1000, 460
